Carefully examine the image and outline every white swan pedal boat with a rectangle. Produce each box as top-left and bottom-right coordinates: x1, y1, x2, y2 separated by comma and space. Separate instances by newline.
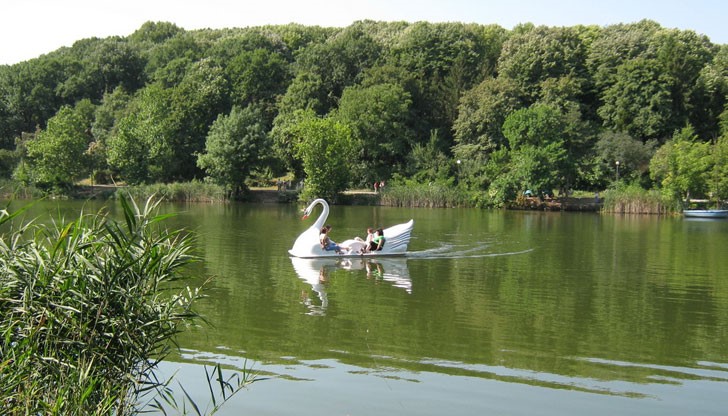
288, 198, 413, 258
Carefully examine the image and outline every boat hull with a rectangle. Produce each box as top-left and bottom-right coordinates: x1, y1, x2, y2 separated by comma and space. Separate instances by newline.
683, 209, 728, 218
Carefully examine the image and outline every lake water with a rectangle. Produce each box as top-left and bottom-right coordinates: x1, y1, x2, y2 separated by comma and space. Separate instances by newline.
16, 200, 728, 415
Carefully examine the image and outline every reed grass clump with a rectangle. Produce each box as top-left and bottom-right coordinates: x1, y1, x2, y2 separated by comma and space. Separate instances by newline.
0, 196, 248, 415
119, 181, 228, 203
601, 184, 679, 214
379, 181, 469, 208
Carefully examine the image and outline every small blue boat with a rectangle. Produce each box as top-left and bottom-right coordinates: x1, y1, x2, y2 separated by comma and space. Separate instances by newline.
683, 209, 728, 219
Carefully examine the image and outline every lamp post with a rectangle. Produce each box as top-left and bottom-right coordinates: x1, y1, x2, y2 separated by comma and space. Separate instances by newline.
615, 160, 620, 182
456, 159, 461, 183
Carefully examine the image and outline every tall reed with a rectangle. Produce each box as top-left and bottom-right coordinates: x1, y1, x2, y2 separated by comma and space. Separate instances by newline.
0, 196, 251, 415
118, 181, 228, 203
379, 181, 469, 208
601, 185, 679, 214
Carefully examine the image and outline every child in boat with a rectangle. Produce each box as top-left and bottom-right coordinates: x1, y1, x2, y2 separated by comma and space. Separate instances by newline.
320, 225, 348, 254
366, 228, 385, 252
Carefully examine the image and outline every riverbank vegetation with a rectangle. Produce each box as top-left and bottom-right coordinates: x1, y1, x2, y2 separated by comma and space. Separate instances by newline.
1, 20, 727, 212
0, 196, 253, 414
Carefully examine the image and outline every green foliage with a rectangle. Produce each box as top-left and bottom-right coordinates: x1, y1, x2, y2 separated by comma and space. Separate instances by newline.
595, 130, 658, 184
168, 59, 231, 180
597, 58, 675, 139
498, 104, 568, 194
197, 104, 269, 198
502, 104, 564, 149
334, 83, 413, 185
22, 100, 95, 189
601, 183, 679, 214
118, 181, 228, 203
293, 116, 354, 201
649, 126, 712, 200
407, 130, 453, 183
452, 76, 522, 155
2, 20, 727, 203
0, 197, 195, 413
379, 177, 467, 208
709, 135, 728, 201
107, 84, 175, 184
498, 26, 589, 102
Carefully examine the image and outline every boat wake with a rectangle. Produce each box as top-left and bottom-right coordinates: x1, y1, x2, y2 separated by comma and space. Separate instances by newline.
405, 241, 533, 259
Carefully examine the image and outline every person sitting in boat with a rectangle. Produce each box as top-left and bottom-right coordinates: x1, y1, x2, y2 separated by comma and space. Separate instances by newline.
355, 227, 375, 245
320, 225, 346, 254
366, 228, 385, 252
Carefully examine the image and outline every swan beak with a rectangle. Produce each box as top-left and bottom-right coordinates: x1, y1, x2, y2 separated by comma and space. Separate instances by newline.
302, 214, 309, 220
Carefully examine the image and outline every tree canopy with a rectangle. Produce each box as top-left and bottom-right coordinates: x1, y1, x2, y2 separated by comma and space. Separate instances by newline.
1, 19, 727, 204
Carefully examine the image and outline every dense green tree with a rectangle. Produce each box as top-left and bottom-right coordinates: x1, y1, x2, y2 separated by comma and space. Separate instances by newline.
167, 59, 230, 180
334, 83, 413, 185
587, 20, 662, 90
107, 84, 175, 184
452, 77, 523, 157
709, 135, 728, 201
406, 130, 453, 184
650, 126, 712, 200
197, 104, 269, 198
58, 38, 145, 101
597, 58, 674, 140
1, 58, 66, 135
653, 29, 715, 126
143, 32, 205, 85
295, 25, 382, 113
500, 104, 568, 193
498, 26, 589, 103
386, 22, 500, 144
502, 104, 565, 149
271, 71, 329, 179
20, 100, 95, 188
595, 131, 657, 184
692, 44, 728, 139
293, 115, 354, 201
129, 21, 184, 44
89, 87, 132, 181
226, 47, 290, 118
270, 108, 317, 180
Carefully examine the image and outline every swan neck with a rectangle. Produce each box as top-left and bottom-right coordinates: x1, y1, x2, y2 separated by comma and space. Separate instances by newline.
313, 199, 329, 230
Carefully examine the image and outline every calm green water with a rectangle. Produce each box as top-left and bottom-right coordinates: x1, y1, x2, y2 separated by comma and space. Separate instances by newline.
15, 201, 728, 415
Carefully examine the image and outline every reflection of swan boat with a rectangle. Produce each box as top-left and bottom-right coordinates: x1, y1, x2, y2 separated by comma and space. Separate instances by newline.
291, 256, 412, 294
288, 198, 413, 258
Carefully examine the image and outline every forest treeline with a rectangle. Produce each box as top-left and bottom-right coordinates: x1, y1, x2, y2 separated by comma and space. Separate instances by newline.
1, 19, 727, 206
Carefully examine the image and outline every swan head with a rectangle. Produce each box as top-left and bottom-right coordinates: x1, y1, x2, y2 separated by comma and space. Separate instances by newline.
302, 204, 314, 219
301, 198, 328, 220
